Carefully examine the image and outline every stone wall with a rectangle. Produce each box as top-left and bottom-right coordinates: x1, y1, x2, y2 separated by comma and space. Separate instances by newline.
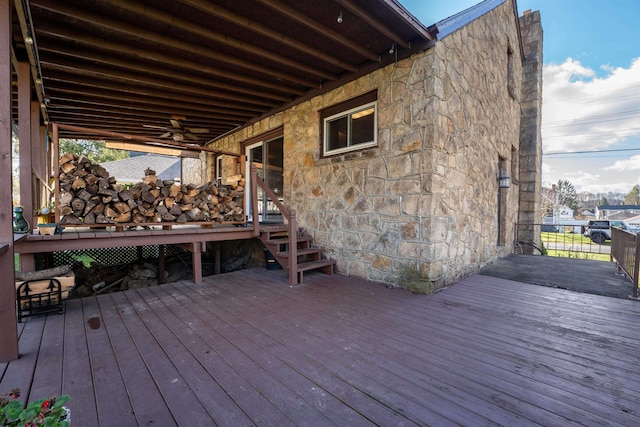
207, 0, 529, 290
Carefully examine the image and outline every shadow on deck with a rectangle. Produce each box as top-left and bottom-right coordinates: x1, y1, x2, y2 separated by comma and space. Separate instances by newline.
1, 268, 639, 426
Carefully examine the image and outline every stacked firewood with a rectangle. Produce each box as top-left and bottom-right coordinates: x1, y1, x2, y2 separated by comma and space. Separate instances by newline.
58, 153, 245, 225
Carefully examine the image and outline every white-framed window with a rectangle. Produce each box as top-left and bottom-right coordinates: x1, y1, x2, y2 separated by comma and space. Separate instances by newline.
320, 91, 378, 157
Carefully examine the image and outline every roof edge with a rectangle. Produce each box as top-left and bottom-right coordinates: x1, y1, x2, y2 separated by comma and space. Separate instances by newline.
432, 0, 506, 40
378, 0, 436, 41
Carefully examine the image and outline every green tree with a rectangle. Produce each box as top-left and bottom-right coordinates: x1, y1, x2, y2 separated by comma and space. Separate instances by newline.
555, 179, 580, 212
59, 139, 129, 163
624, 184, 640, 205
598, 197, 609, 206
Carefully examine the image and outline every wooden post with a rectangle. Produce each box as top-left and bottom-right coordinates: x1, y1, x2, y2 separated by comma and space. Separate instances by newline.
31, 101, 41, 217
16, 64, 35, 272
158, 245, 165, 284
18, 61, 34, 227
288, 209, 298, 286
634, 235, 640, 299
214, 244, 221, 275
192, 241, 203, 283
0, 0, 19, 362
53, 124, 60, 224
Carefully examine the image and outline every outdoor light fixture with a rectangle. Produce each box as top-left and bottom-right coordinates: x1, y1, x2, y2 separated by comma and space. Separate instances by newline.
337, 10, 343, 23
497, 172, 511, 188
24, 36, 33, 45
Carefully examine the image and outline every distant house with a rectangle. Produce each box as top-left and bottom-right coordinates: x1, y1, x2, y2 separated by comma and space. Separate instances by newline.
624, 214, 640, 231
596, 205, 640, 220
100, 154, 181, 185
553, 205, 574, 221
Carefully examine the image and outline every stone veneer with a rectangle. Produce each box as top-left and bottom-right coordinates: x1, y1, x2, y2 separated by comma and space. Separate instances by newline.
208, 0, 539, 290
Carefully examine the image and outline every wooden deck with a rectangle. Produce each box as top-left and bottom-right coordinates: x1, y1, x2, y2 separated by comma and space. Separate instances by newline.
1, 269, 639, 426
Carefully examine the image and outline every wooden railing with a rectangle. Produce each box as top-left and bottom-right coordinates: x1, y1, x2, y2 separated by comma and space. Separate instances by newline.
249, 165, 298, 285
611, 227, 640, 299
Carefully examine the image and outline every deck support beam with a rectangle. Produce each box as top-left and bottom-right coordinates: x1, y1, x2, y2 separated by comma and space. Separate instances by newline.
0, 0, 19, 362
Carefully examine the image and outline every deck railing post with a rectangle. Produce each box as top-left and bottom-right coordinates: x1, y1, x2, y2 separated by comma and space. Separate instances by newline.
0, 0, 19, 362
633, 234, 640, 299
288, 209, 298, 286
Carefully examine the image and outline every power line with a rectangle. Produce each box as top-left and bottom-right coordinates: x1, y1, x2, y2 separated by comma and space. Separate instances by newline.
544, 147, 640, 156
542, 127, 640, 139
543, 110, 640, 128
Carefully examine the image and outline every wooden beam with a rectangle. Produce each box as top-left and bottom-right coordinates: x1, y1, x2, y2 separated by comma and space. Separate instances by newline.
101, 0, 336, 82
105, 141, 200, 158
46, 86, 253, 122
40, 48, 292, 103
45, 100, 245, 128
43, 71, 265, 115
40, 52, 292, 103
178, 0, 358, 72
56, 123, 242, 157
0, 0, 19, 363
32, 1, 319, 88
334, 0, 410, 48
256, 0, 380, 62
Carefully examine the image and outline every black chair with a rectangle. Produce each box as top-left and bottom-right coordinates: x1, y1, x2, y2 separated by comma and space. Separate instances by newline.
16, 278, 63, 322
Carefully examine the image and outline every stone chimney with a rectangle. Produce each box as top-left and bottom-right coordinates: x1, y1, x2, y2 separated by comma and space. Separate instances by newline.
517, 10, 543, 252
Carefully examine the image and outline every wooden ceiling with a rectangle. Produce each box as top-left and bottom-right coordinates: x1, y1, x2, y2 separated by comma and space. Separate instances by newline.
11, 0, 435, 150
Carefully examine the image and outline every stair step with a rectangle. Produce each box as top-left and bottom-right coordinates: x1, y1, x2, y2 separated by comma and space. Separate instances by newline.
277, 248, 321, 258
296, 259, 336, 273
264, 236, 311, 245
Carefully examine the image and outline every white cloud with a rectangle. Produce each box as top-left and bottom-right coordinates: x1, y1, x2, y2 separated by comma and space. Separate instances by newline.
541, 57, 640, 193
604, 154, 640, 171
542, 57, 640, 154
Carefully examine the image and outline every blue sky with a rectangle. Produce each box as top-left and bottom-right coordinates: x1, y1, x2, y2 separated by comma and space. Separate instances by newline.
401, 0, 640, 195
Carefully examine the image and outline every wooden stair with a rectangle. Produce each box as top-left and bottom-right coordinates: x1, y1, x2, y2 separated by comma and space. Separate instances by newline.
259, 228, 335, 285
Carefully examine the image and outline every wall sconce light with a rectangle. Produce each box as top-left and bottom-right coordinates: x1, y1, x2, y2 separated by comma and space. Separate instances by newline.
337, 10, 343, 24
497, 172, 511, 188
24, 36, 33, 45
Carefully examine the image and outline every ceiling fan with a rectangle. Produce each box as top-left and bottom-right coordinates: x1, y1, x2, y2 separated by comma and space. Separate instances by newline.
144, 115, 209, 142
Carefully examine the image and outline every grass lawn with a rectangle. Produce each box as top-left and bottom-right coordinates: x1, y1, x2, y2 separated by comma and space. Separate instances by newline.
545, 249, 610, 261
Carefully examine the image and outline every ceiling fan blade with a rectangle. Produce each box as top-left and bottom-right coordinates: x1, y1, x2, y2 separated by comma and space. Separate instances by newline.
159, 132, 173, 138
170, 119, 182, 129
186, 128, 209, 134
143, 124, 170, 130
185, 133, 200, 140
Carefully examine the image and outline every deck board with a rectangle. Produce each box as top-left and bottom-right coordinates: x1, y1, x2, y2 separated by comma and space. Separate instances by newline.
96, 291, 175, 426
1, 268, 639, 426
60, 298, 99, 426
82, 296, 137, 426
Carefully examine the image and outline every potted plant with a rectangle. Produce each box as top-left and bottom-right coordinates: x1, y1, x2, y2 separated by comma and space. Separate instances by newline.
0, 388, 71, 426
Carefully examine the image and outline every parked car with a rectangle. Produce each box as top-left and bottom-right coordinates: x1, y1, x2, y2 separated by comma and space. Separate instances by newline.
582, 220, 627, 244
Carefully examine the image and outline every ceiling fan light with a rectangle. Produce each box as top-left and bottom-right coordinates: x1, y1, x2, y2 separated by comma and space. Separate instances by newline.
172, 132, 184, 142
